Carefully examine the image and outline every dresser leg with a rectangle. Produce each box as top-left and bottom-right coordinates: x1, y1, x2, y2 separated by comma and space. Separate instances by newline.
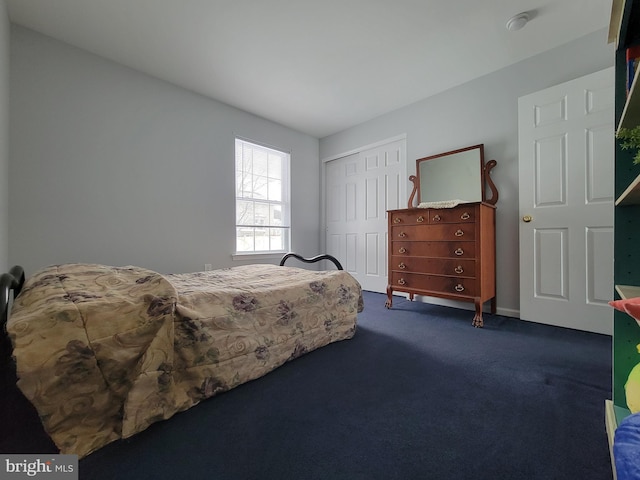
490, 296, 496, 314
385, 286, 393, 308
472, 299, 483, 328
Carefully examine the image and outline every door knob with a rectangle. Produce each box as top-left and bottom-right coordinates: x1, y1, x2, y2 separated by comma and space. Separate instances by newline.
522, 215, 532, 223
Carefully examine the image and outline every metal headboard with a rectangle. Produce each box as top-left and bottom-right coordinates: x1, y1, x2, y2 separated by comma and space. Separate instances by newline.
1, 266, 25, 332
279, 253, 343, 270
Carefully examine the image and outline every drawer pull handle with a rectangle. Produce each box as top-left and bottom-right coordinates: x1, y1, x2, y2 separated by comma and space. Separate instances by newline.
461, 212, 470, 220
433, 214, 441, 222
398, 278, 406, 286
398, 232, 406, 238
398, 263, 406, 269
455, 229, 464, 237
454, 284, 465, 292
454, 248, 464, 256
399, 247, 407, 254
417, 216, 424, 223
394, 217, 402, 224
454, 266, 464, 274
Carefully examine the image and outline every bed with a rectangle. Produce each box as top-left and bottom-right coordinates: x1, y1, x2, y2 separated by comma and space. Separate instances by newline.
0, 255, 362, 458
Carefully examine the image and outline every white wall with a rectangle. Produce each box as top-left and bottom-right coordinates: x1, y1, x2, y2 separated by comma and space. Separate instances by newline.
320, 29, 614, 317
0, 0, 9, 272
9, 26, 320, 275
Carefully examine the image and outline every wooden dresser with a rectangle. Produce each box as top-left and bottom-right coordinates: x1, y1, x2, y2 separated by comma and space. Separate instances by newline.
386, 202, 496, 327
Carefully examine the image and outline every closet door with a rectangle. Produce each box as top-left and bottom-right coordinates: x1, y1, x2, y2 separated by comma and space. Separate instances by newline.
325, 139, 405, 292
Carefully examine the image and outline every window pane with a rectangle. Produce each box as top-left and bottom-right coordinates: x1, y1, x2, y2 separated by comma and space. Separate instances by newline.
270, 204, 282, 225
236, 171, 251, 197
253, 150, 268, 176
254, 202, 269, 226
237, 160, 253, 197
254, 174, 268, 200
269, 228, 284, 250
268, 155, 282, 179
255, 227, 269, 251
235, 139, 243, 170
236, 227, 254, 252
242, 147, 252, 174
236, 200, 254, 225
268, 178, 281, 201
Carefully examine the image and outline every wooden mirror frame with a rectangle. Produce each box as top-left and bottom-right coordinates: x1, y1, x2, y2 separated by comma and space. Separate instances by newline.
407, 144, 498, 209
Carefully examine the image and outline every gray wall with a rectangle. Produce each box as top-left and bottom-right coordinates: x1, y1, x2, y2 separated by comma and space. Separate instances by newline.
7, 24, 616, 317
320, 28, 614, 317
0, 0, 8, 272
9, 26, 320, 275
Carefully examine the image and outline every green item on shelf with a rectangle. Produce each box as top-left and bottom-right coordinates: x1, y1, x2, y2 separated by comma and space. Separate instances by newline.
626, 359, 640, 413
617, 126, 640, 165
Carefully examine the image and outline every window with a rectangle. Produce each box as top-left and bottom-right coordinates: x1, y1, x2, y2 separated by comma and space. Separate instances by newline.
235, 138, 290, 254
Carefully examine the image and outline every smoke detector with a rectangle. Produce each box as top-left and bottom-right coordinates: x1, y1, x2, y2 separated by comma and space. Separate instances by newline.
506, 12, 530, 31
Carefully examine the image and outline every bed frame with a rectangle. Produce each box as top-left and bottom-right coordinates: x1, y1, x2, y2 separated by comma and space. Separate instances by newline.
1, 265, 24, 330
279, 253, 343, 270
0, 265, 55, 453
1, 266, 25, 368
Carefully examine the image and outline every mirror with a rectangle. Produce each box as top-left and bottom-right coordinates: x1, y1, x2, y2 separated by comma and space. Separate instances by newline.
408, 144, 498, 208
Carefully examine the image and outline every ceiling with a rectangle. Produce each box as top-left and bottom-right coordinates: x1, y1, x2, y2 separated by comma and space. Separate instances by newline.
6, 0, 612, 138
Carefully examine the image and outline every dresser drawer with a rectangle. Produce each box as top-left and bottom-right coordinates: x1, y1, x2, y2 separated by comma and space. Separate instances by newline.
429, 205, 477, 224
389, 205, 477, 226
389, 272, 477, 297
392, 241, 476, 258
390, 256, 476, 277
392, 223, 475, 241
390, 211, 428, 226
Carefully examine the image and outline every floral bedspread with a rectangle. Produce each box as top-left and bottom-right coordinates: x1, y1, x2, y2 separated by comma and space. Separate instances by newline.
7, 263, 362, 458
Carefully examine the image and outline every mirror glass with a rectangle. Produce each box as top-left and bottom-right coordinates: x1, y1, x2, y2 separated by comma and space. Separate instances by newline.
417, 145, 484, 204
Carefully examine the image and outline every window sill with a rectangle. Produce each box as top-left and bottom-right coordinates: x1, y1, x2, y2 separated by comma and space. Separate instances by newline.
231, 252, 287, 262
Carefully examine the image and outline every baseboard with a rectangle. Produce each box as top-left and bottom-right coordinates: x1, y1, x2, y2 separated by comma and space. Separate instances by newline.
390, 293, 520, 319
496, 306, 519, 318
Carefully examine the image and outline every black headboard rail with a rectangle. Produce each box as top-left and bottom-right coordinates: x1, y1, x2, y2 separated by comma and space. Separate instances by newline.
1, 266, 25, 332
279, 253, 343, 271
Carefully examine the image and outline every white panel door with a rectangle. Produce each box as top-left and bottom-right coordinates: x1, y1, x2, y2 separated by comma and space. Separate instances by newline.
518, 67, 614, 335
325, 139, 405, 292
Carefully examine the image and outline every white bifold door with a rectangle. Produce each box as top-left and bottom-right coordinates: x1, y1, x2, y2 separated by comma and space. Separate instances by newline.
325, 139, 406, 293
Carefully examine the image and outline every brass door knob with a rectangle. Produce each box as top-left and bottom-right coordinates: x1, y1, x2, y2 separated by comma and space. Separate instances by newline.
522, 215, 532, 223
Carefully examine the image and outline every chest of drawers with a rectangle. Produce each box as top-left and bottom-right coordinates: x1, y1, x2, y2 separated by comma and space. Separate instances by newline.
385, 202, 496, 327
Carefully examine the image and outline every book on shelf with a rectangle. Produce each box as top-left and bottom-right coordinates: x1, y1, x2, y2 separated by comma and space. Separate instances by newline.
627, 45, 640, 94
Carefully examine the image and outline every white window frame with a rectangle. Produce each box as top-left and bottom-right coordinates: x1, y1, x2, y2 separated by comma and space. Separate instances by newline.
234, 138, 291, 257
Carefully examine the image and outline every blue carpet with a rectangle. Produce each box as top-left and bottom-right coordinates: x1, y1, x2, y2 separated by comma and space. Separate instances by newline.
2, 291, 613, 479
